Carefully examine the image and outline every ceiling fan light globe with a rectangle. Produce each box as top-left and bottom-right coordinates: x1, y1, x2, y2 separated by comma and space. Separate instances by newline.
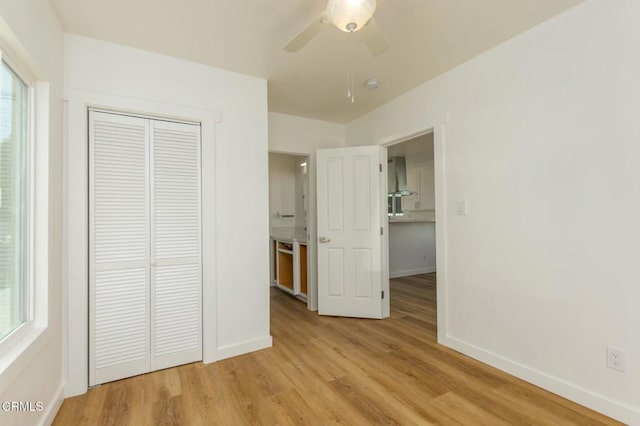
326, 0, 376, 33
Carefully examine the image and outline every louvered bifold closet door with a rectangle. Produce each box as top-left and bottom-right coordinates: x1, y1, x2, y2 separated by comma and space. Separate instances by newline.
150, 120, 202, 370
89, 111, 151, 386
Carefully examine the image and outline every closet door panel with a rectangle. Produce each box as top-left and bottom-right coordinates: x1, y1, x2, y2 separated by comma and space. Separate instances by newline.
150, 120, 202, 370
93, 268, 148, 385
153, 263, 201, 368
89, 111, 150, 386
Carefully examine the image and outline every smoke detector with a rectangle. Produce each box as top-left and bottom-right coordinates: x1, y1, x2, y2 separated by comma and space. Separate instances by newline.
365, 79, 380, 89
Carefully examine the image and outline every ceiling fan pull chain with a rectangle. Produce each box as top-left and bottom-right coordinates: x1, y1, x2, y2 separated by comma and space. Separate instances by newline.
347, 58, 356, 104
350, 59, 354, 103
346, 60, 351, 99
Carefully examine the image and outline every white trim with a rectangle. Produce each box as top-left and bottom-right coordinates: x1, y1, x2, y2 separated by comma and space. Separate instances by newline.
64, 87, 220, 396
88, 107, 203, 125
37, 383, 65, 426
213, 336, 273, 362
306, 154, 318, 311
433, 122, 448, 345
61, 98, 69, 394
389, 267, 436, 279
26, 65, 36, 328
380, 119, 448, 342
0, 20, 42, 82
440, 334, 640, 425
33, 81, 49, 329
380, 147, 390, 318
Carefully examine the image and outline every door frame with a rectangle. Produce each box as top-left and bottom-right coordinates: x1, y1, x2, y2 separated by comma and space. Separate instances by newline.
268, 149, 317, 311
381, 123, 448, 342
64, 88, 220, 397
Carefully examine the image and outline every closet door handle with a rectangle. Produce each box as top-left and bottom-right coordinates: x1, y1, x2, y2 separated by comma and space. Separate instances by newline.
150, 260, 157, 267
319, 237, 331, 243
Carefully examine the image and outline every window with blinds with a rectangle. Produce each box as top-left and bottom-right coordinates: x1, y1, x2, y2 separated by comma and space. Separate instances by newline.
0, 60, 29, 344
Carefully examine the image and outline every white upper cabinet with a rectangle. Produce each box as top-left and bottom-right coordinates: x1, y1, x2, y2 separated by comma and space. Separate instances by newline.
403, 162, 435, 211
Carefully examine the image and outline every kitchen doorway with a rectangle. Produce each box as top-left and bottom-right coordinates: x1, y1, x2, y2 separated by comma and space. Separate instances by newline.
385, 131, 438, 329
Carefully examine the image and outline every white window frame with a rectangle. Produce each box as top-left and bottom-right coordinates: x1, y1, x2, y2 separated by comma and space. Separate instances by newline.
0, 52, 34, 352
0, 42, 50, 385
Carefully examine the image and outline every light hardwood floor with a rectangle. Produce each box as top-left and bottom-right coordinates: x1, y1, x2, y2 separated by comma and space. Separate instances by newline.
54, 273, 620, 425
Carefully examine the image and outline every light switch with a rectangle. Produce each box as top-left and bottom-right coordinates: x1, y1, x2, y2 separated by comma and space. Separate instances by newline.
456, 200, 468, 215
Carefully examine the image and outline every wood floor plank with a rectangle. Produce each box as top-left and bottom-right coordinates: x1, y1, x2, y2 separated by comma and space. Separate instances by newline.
429, 392, 512, 426
329, 375, 433, 425
491, 384, 615, 426
176, 363, 223, 426
53, 273, 622, 425
261, 342, 373, 425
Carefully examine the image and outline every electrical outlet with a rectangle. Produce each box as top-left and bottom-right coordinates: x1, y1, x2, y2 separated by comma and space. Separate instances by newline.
456, 200, 468, 215
607, 347, 626, 372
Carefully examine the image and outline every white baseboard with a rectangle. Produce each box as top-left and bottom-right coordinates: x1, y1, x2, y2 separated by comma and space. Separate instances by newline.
439, 334, 640, 425
211, 335, 273, 363
389, 266, 436, 279
39, 383, 65, 426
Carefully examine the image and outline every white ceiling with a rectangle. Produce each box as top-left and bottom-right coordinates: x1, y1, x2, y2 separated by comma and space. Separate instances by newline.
50, 0, 584, 123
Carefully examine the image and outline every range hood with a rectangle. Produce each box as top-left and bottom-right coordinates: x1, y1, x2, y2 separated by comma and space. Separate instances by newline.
388, 157, 414, 196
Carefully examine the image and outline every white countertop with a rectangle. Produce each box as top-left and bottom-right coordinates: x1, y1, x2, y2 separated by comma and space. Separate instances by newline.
389, 218, 436, 223
271, 227, 307, 243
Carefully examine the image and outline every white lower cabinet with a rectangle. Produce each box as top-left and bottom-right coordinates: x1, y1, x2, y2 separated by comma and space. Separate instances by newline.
89, 110, 202, 386
271, 238, 307, 300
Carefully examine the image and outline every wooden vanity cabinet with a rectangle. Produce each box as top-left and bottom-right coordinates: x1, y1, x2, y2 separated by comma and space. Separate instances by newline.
271, 238, 308, 300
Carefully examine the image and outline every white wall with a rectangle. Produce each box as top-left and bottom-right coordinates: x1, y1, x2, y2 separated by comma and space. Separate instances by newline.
0, 0, 64, 425
64, 34, 271, 396
294, 158, 307, 229
389, 223, 436, 278
269, 112, 346, 154
346, 0, 640, 423
268, 153, 306, 231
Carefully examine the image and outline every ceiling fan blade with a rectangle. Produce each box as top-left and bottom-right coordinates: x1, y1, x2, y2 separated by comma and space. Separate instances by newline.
359, 18, 389, 57
284, 16, 327, 52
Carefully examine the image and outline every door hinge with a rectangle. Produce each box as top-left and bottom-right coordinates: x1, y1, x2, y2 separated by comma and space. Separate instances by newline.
381, 290, 385, 299
380, 227, 384, 235
379, 163, 382, 172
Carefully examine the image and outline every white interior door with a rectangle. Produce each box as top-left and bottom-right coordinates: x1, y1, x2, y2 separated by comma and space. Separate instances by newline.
89, 111, 151, 385
316, 146, 386, 318
150, 120, 202, 370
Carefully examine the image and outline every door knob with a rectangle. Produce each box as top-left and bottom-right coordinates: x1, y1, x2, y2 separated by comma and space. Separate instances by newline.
150, 260, 157, 266
319, 237, 331, 243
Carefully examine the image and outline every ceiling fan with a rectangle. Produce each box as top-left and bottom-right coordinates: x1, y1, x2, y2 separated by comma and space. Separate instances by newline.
284, 0, 389, 56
